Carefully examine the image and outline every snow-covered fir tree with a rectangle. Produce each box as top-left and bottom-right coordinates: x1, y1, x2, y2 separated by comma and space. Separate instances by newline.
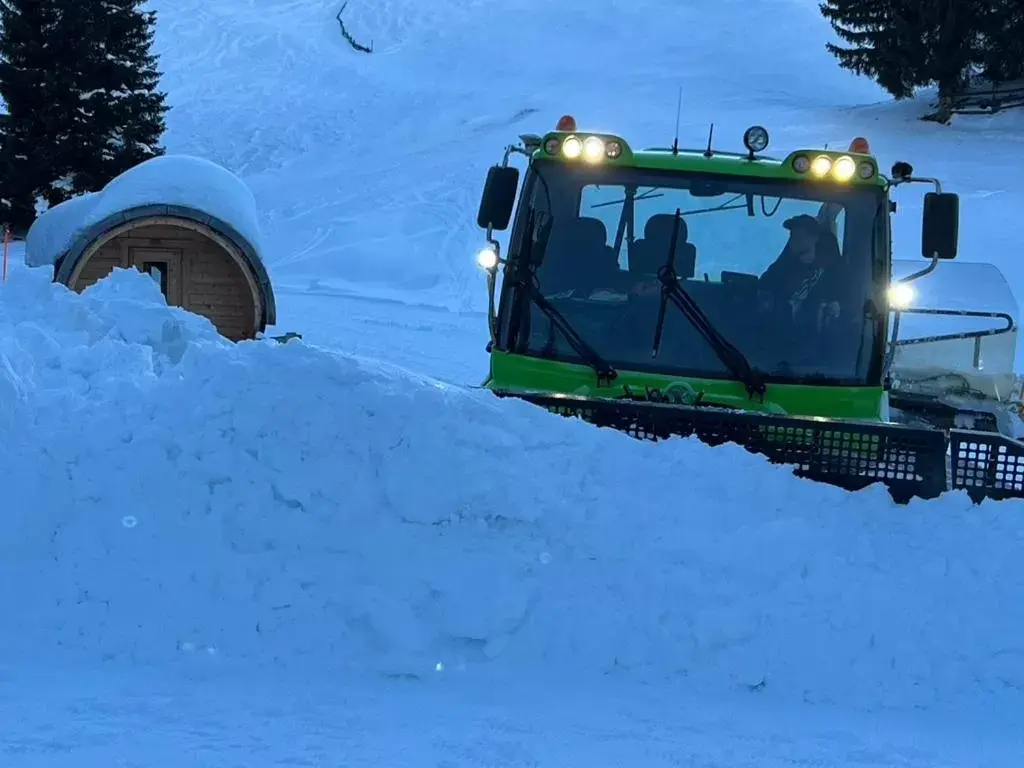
73, 0, 169, 187
818, 0, 987, 123
0, 0, 169, 233
0, 0, 64, 232
976, 0, 1024, 84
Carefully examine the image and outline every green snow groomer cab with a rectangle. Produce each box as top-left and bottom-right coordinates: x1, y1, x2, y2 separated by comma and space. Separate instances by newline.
474, 116, 1024, 503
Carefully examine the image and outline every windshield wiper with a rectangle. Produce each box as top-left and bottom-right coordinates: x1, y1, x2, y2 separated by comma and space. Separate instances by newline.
528, 287, 617, 382
650, 209, 766, 400
512, 212, 618, 384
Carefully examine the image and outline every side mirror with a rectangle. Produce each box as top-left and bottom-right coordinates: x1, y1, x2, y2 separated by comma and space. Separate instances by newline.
922, 191, 958, 259
476, 166, 520, 230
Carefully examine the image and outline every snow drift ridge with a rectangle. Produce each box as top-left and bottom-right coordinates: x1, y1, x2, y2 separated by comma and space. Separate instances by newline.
1, 268, 1023, 714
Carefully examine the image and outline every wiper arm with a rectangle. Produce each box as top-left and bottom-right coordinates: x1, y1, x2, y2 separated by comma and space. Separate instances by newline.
650, 209, 766, 400
526, 285, 617, 382
512, 211, 617, 384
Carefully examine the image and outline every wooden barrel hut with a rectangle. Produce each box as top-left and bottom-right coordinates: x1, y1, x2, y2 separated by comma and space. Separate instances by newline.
25, 155, 276, 341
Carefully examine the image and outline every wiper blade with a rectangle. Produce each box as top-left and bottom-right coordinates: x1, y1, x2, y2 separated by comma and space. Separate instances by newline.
513, 211, 617, 384
650, 209, 766, 399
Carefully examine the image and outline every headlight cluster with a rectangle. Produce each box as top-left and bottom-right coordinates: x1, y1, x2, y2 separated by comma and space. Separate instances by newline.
544, 134, 623, 163
792, 153, 875, 181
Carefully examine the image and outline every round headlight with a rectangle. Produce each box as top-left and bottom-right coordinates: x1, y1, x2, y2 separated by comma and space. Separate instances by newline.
605, 140, 622, 158
833, 155, 856, 181
582, 136, 604, 162
544, 138, 561, 155
743, 125, 770, 153
476, 247, 499, 270
562, 136, 583, 159
792, 155, 811, 173
887, 282, 915, 309
857, 161, 875, 179
810, 155, 832, 176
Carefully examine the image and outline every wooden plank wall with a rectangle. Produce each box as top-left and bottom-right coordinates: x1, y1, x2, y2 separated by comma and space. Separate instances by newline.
71, 223, 258, 341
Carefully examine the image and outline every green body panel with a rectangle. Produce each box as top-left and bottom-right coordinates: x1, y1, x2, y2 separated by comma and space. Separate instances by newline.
536, 131, 887, 187
628, 150, 883, 185
485, 351, 886, 422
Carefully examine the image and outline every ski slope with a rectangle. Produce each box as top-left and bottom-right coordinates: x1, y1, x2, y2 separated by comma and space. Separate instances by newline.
3, 0, 1024, 763
148, 0, 1024, 318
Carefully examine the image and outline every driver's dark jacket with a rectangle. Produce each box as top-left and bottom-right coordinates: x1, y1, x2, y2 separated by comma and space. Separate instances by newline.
758, 245, 853, 326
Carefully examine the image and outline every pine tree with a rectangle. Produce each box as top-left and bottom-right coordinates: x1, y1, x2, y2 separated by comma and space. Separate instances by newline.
0, 0, 169, 234
819, 0, 986, 123
977, 0, 1024, 84
819, 0, 931, 99
0, 0, 65, 232
74, 0, 169, 189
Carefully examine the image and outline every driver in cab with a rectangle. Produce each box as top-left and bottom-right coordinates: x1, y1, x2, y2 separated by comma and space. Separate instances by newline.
757, 214, 846, 331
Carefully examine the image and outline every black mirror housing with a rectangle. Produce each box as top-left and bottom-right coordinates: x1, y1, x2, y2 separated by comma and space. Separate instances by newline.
477, 166, 520, 230
922, 191, 958, 259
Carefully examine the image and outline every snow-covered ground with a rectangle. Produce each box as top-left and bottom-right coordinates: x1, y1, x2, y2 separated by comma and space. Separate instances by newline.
4, 664, 1022, 767
4, 0, 1024, 764
3, 267, 1024, 765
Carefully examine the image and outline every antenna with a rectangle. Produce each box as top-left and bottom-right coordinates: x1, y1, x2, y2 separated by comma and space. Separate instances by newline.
703, 123, 715, 157
671, 87, 682, 155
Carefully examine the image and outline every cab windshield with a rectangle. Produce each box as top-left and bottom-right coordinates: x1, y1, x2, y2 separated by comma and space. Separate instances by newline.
498, 161, 888, 387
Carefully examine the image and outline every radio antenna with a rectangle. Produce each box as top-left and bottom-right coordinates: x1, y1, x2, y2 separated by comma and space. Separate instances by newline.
703, 123, 715, 157
671, 87, 682, 155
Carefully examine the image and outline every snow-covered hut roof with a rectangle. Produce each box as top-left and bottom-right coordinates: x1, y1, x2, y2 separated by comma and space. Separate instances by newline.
25, 154, 275, 326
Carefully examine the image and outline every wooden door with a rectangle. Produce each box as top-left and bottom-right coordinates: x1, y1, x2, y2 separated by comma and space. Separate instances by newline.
129, 247, 183, 306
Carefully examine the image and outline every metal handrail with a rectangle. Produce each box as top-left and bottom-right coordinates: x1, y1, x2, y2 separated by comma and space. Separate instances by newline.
886, 307, 1017, 374
892, 307, 1016, 347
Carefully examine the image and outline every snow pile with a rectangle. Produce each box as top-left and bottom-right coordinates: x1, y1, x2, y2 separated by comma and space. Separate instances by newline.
2, 268, 1023, 714
25, 154, 264, 268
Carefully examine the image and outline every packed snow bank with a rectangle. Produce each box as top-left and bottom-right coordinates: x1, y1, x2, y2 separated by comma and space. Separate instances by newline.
1, 268, 1023, 714
24, 154, 264, 268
